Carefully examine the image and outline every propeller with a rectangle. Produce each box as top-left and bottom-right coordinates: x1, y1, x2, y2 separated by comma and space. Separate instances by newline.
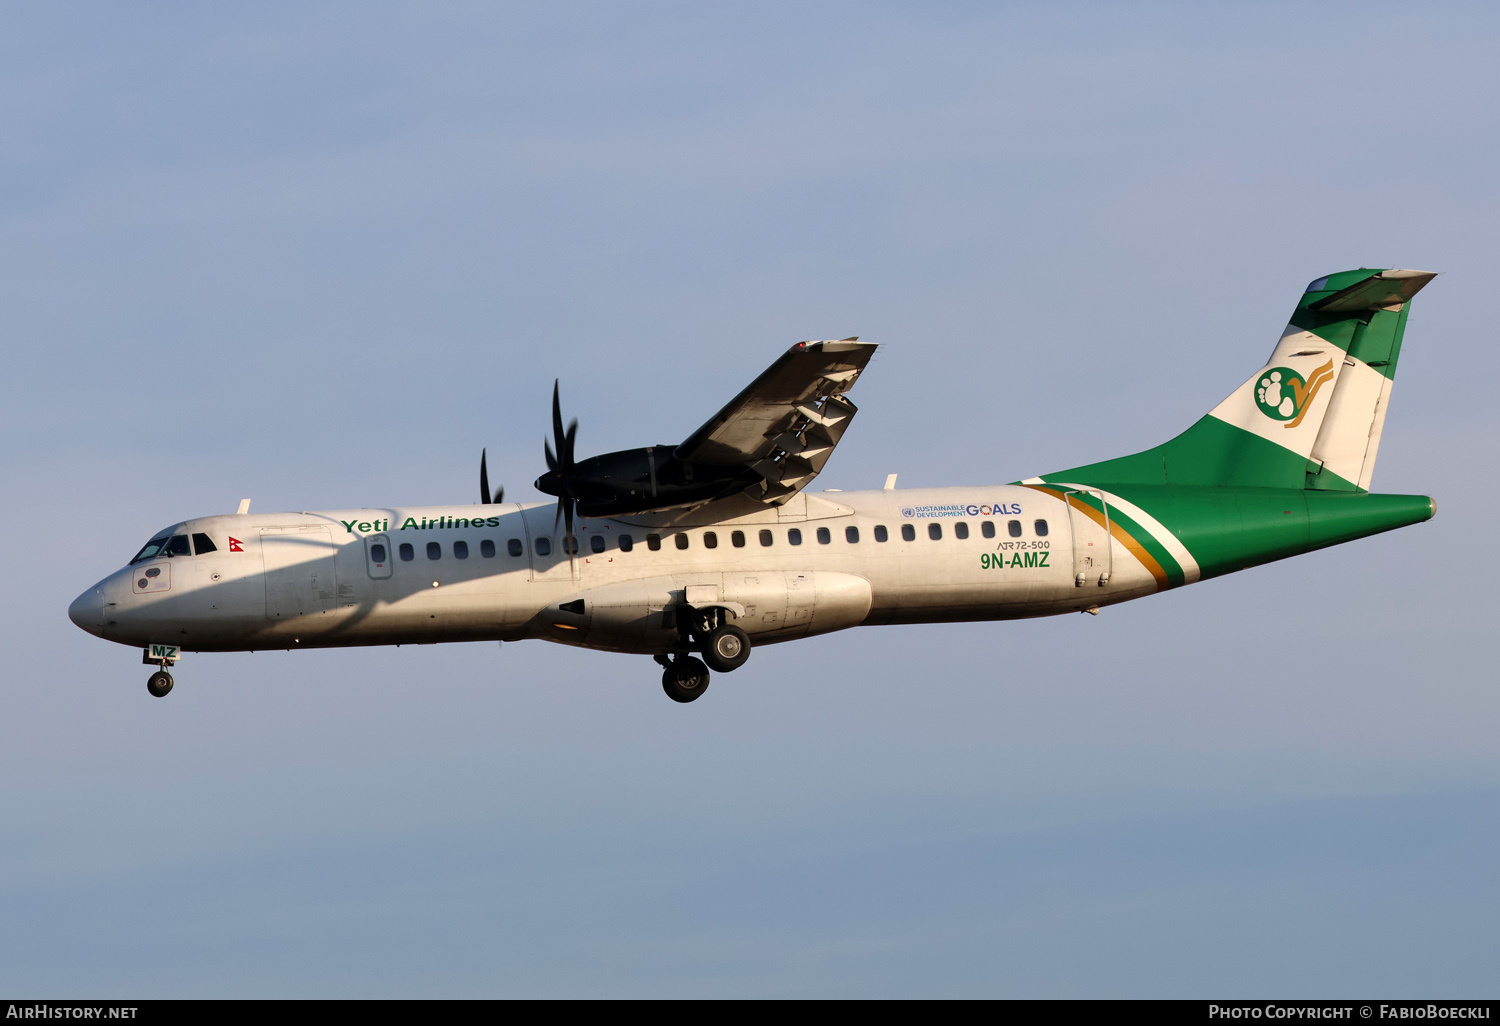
478, 449, 505, 505
541, 380, 579, 565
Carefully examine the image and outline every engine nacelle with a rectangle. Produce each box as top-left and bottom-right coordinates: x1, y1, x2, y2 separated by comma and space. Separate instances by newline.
535, 446, 759, 517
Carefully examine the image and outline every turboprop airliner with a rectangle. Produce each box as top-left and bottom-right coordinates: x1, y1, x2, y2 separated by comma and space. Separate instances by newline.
70, 268, 1438, 702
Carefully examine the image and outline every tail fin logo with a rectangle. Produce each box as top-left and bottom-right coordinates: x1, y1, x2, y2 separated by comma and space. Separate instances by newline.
1255, 360, 1335, 428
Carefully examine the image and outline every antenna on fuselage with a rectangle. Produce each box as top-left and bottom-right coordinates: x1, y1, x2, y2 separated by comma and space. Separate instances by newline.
236, 499, 251, 514
883, 474, 898, 490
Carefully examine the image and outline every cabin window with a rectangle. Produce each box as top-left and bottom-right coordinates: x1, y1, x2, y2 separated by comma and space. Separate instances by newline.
165, 535, 191, 557
480, 539, 496, 558
817, 527, 831, 544
535, 537, 551, 556
1034, 520, 1049, 537
874, 525, 888, 542
901, 524, 916, 542
647, 534, 662, 551
192, 533, 217, 555
981, 521, 996, 539
619, 534, 634, 552
759, 530, 773, 547
788, 528, 803, 546
507, 538, 523, 557
590, 535, 606, 554
928, 523, 943, 540
846, 526, 860, 543
399, 543, 414, 561
954, 522, 969, 540
453, 540, 469, 559
427, 542, 442, 560
675, 534, 689, 550
703, 532, 718, 549
564, 536, 579, 555
731, 531, 746, 548
370, 543, 387, 563
1008, 520, 1023, 538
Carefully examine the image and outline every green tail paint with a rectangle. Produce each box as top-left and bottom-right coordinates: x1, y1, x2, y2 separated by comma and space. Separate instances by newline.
1029, 269, 1438, 588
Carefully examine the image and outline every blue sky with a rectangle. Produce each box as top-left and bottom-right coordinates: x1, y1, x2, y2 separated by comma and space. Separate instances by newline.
4, 1, 1498, 996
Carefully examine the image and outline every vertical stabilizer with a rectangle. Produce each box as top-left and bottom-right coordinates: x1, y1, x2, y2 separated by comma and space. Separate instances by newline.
1037, 269, 1434, 490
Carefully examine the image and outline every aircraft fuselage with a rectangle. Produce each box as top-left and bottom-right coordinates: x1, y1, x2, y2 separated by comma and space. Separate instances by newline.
69, 482, 1431, 660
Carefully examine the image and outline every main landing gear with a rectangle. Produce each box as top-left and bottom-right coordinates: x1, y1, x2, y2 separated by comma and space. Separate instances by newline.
658, 654, 711, 703
701, 623, 750, 673
656, 606, 754, 702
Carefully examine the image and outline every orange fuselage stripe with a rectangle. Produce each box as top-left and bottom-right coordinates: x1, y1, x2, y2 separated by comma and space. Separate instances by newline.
1021, 484, 1169, 589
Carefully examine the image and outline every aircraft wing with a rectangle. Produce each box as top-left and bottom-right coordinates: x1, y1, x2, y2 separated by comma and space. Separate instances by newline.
675, 338, 878, 505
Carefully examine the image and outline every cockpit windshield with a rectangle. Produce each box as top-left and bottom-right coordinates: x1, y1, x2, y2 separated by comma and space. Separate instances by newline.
130, 534, 172, 564
130, 527, 197, 563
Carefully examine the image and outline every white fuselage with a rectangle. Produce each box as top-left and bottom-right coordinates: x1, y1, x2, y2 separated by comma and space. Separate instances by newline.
70, 486, 1154, 656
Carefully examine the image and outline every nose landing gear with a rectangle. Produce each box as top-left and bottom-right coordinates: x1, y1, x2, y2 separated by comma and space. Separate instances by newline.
141, 645, 181, 698
147, 670, 174, 698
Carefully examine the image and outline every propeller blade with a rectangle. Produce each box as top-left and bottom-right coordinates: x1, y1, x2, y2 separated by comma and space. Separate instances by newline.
480, 448, 491, 505
563, 498, 577, 572
562, 417, 578, 468
544, 436, 558, 473
551, 379, 579, 470
551, 381, 567, 468
492, 484, 504, 504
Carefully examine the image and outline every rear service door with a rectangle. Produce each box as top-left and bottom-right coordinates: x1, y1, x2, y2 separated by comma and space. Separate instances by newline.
261, 527, 340, 620
1063, 490, 1114, 588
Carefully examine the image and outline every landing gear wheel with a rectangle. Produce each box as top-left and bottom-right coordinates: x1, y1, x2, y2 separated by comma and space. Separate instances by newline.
701, 623, 750, 673
661, 656, 710, 703
147, 670, 174, 698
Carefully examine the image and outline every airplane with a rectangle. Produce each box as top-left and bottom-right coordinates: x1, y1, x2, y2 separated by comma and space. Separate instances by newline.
69, 267, 1438, 703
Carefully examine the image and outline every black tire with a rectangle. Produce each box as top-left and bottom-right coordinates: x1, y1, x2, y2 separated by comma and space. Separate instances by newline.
661, 656, 711, 703
701, 623, 751, 673
147, 670, 174, 698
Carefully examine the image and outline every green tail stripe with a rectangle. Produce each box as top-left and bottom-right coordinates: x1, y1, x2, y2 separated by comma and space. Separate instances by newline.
1072, 485, 1433, 580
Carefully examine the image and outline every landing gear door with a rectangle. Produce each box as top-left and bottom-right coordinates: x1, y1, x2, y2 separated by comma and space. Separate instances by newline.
365, 534, 393, 580
1063, 490, 1113, 588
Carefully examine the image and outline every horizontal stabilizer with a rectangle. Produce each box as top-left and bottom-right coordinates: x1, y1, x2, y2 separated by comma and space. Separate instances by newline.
1309, 269, 1436, 314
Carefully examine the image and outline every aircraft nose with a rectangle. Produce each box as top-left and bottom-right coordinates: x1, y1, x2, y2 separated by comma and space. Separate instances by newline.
68, 587, 104, 637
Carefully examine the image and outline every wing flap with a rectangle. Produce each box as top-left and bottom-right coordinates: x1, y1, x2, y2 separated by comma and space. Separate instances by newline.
675, 340, 877, 471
